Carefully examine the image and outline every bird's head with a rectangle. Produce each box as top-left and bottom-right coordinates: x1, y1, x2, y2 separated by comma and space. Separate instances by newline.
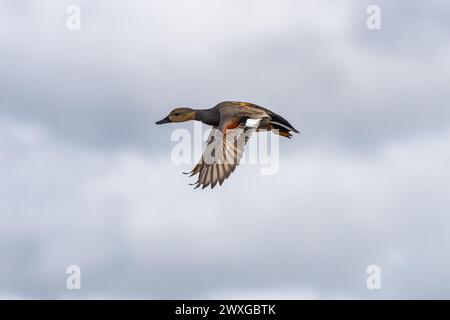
156, 108, 195, 124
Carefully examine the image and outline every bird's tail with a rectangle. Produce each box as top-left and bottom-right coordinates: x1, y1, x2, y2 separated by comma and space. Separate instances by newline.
269, 118, 299, 139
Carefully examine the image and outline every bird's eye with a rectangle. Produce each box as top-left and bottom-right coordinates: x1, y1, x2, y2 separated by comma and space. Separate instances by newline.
173, 113, 180, 116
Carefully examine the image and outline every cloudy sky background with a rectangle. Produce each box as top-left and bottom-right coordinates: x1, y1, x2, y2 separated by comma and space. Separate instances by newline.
0, 0, 449, 299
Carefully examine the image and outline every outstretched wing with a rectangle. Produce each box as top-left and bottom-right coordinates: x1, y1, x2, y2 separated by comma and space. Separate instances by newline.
185, 116, 262, 189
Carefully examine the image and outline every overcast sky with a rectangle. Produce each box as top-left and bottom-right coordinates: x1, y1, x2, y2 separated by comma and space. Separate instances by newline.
1, 0, 449, 299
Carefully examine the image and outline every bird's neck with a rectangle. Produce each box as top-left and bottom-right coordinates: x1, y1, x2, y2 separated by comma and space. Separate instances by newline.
194, 109, 220, 127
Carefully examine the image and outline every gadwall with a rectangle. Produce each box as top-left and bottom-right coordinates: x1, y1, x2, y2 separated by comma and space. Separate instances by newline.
156, 101, 299, 189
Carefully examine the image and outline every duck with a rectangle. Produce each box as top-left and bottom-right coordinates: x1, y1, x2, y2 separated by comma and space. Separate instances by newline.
156, 101, 299, 189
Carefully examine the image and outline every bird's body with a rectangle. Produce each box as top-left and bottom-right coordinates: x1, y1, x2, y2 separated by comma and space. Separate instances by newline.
156, 101, 299, 189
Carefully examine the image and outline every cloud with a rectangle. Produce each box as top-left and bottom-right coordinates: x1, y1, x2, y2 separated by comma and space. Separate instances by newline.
1, 0, 449, 149
1, 115, 449, 298
1, 0, 449, 299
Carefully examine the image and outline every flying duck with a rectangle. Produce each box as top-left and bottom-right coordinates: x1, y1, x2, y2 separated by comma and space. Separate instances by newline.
156, 101, 299, 189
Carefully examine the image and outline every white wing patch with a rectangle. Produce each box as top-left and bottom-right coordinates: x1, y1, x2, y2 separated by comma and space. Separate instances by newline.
245, 118, 262, 128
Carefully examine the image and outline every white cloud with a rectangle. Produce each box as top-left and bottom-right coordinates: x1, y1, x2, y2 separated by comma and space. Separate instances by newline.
1, 0, 449, 299
1, 115, 449, 298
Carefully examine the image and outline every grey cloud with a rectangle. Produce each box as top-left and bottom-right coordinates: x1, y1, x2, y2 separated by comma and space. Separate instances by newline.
1, 0, 449, 150
1, 116, 449, 298
0, 0, 449, 299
